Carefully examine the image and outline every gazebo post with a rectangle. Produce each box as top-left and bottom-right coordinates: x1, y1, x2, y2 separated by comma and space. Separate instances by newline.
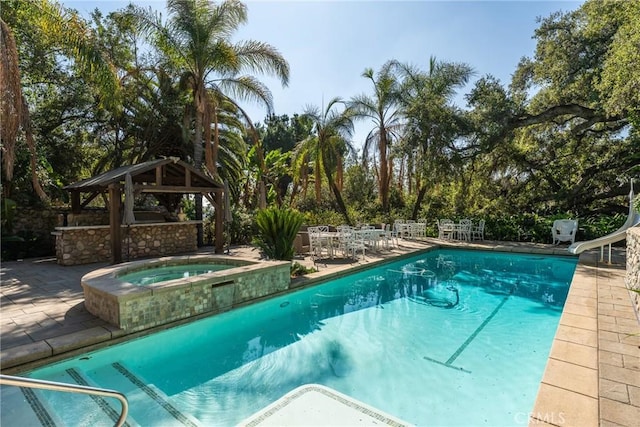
70, 191, 81, 214
109, 183, 122, 264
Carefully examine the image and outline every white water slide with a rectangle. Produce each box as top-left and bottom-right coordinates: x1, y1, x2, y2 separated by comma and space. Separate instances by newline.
568, 181, 640, 263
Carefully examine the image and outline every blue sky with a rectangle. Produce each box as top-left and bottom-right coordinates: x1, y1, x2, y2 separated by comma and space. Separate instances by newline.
63, 0, 583, 147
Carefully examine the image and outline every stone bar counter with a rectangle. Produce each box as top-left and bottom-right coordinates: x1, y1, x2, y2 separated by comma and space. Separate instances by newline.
53, 221, 201, 266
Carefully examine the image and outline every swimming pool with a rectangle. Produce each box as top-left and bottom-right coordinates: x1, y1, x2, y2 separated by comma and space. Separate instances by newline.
5, 249, 577, 426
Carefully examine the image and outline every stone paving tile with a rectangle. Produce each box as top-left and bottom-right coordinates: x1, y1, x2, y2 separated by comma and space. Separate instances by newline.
600, 349, 625, 367
37, 317, 62, 329
0, 305, 30, 317
599, 330, 621, 342
616, 316, 640, 327
565, 295, 598, 308
550, 339, 598, 369
599, 302, 616, 311
599, 363, 640, 388
562, 301, 598, 317
26, 323, 90, 342
555, 324, 598, 347
599, 378, 630, 404
532, 383, 598, 427
600, 397, 640, 426
0, 331, 35, 348
46, 326, 113, 355
598, 340, 639, 358
599, 320, 639, 335
600, 421, 627, 427
629, 385, 640, 406
9, 311, 53, 326
599, 307, 639, 320
542, 358, 598, 398
600, 289, 634, 299
619, 333, 640, 347
622, 354, 639, 370
17, 302, 60, 315
569, 288, 598, 299
559, 312, 598, 330
0, 341, 52, 369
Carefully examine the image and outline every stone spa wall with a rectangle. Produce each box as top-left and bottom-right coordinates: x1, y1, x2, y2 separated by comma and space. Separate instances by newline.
626, 227, 640, 316
54, 222, 198, 266
81, 255, 292, 333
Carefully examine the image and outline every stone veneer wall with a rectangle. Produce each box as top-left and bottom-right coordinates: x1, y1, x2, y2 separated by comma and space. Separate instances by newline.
82, 257, 291, 332
6, 207, 64, 256
626, 227, 640, 316
55, 222, 198, 265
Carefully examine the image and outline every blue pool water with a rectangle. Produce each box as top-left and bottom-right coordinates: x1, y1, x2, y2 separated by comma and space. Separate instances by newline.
118, 263, 233, 286
11, 249, 577, 426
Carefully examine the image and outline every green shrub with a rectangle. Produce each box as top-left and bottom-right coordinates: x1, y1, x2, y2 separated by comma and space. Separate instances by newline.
291, 261, 316, 277
254, 207, 305, 260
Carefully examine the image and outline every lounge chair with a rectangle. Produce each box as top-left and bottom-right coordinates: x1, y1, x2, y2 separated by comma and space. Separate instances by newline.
551, 219, 578, 245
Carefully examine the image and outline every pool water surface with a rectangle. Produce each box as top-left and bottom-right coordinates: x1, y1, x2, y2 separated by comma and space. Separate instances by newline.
118, 263, 233, 286
10, 249, 577, 426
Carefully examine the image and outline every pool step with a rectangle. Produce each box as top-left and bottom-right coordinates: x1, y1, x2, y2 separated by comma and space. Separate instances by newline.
83, 362, 201, 427
0, 383, 62, 426
0, 368, 135, 427
65, 368, 138, 427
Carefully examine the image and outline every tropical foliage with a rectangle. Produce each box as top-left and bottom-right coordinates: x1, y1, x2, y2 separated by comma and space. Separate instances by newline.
1, 0, 638, 259
254, 207, 304, 260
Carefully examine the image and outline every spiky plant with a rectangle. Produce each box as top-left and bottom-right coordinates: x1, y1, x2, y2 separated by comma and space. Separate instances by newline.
254, 207, 304, 261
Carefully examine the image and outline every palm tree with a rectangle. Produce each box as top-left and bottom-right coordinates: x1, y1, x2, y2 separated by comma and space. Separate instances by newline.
128, 0, 289, 244
128, 0, 289, 176
390, 57, 474, 218
350, 64, 404, 212
1, 0, 119, 200
293, 97, 355, 224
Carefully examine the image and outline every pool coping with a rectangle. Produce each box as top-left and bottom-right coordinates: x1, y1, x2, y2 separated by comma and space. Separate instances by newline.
1, 239, 638, 426
529, 249, 639, 427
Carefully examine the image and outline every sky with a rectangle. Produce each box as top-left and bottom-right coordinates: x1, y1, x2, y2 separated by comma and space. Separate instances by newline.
62, 0, 584, 148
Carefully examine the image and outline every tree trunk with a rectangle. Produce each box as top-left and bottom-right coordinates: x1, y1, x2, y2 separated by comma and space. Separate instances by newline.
327, 176, 351, 225
193, 87, 205, 246
193, 88, 204, 169
379, 128, 390, 211
314, 157, 322, 203
411, 184, 427, 220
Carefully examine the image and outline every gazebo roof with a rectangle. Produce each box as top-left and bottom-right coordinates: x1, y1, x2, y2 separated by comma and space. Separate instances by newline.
63, 158, 227, 260
64, 158, 222, 193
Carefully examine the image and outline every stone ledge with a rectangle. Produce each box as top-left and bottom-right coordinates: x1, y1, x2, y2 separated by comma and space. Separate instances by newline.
45, 326, 114, 355
0, 341, 53, 370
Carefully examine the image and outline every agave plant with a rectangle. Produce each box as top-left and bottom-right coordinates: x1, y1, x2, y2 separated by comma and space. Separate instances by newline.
254, 207, 304, 260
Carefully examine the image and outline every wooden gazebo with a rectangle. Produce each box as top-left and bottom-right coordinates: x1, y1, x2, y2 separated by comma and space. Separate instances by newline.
63, 158, 226, 263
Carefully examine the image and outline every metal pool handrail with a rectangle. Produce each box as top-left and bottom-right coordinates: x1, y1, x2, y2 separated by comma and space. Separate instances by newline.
0, 374, 129, 427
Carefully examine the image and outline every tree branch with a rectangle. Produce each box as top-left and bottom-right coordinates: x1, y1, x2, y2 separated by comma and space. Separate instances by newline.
510, 103, 626, 130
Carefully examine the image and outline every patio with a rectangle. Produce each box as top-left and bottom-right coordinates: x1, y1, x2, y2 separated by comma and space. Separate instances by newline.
0, 238, 638, 426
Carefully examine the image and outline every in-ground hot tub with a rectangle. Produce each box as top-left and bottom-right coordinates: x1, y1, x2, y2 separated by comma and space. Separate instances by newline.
81, 255, 291, 333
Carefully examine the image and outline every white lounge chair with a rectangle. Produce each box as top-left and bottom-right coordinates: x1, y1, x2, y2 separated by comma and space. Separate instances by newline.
552, 219, 578, 245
